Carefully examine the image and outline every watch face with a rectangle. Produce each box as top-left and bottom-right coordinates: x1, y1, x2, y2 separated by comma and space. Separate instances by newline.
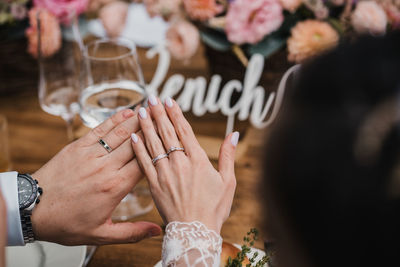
18, 175, 37, 209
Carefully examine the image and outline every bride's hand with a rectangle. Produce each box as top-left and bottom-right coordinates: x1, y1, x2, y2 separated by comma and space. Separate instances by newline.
131, 96, 238, 234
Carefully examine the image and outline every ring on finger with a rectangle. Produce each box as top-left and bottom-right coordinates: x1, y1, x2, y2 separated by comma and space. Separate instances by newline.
152, 153, 169, 165
167, 146, 185, 155
99, 139, 113, 153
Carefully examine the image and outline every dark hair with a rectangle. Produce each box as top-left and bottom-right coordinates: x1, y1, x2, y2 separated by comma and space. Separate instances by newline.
264, 32, 400, 267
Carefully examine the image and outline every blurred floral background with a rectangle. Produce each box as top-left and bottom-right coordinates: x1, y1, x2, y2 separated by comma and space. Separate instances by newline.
1, 0, 399, 63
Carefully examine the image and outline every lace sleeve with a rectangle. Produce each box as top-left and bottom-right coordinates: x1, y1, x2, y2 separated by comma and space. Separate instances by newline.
162, 221, 223, 267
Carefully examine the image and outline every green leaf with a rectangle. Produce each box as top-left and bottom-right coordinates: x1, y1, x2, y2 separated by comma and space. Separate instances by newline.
200, 30, 232, 52
248, 32, 286, 58
327, 18, 345, 35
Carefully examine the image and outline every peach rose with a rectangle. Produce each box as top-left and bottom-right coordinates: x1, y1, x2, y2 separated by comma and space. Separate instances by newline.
166, 20, 200, 60
144, 0, 181, 19
25, 8, 62, 58
351, 1, 388, 35
183, 0, 223, 21
287, 20, 339, 63
280, 0, 302, 13
99, 1, 129, 37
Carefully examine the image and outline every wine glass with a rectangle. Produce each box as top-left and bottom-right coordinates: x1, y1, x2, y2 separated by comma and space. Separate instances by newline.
37, 13, 82, 141
80, 38, 152, 221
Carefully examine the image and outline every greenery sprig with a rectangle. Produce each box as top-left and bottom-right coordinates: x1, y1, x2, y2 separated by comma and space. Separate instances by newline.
226, 228, 272, 267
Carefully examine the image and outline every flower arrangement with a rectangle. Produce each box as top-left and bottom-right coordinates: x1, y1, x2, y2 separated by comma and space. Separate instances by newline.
2, 0, 131, 57
142, 0, 400, 64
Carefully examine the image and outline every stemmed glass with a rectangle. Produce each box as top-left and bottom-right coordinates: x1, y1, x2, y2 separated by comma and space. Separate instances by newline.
37, 13, 82, 141
80, 38, 153, 221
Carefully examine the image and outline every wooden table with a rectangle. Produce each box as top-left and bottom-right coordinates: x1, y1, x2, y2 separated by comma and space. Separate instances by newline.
0, 44, 267, 266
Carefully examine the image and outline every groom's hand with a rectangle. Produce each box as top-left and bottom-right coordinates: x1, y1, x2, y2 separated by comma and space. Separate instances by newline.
30, 109, 161, 245
0, 191, 6, 267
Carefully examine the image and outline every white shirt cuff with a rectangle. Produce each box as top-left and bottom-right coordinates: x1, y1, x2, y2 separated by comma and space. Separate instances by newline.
0, 171, 24, 246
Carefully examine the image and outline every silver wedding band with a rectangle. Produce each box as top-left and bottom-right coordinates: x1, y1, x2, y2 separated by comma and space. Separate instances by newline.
99, 139, 112, 153
167, 146, 185, 155
152, 153, 169, 165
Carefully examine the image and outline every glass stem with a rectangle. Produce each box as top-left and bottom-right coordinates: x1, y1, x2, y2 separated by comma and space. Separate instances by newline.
65, 118, 74, 142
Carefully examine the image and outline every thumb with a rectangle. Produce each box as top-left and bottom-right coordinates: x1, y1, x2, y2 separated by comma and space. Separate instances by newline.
100, 221, 161, 244
218, 131, 239, 180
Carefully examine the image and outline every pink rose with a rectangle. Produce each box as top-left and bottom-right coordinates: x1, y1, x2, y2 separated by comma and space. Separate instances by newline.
351, 1, 388, 35
25, 8, 62, 58
166, 20, 200, 60
225, 0, 284, 45
33, 0, 89, 24
99, 1, 129, 37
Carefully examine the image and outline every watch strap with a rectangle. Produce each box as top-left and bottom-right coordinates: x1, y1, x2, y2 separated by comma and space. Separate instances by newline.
20, 206, 35, 244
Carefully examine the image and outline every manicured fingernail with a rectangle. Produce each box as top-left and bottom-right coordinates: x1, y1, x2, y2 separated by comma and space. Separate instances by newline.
148, 228, 161, 238
148, 94, 158, 106
231, 131, 239, 147
165, 97, 173, 108
139, 107, 147, 119
122, 109, 134, 118
131, 133, 138, 143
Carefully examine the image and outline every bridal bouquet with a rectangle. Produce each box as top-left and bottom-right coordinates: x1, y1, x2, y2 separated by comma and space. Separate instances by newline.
142, 0, 400, 64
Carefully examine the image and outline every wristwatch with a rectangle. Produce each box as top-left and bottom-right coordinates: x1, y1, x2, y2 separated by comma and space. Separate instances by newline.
17, 173, 43, 244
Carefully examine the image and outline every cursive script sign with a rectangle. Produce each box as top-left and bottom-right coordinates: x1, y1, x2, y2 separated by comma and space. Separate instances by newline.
145, 44, 300, 135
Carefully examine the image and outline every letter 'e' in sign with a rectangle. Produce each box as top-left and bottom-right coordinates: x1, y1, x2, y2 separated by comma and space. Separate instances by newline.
146, 44, 300, 136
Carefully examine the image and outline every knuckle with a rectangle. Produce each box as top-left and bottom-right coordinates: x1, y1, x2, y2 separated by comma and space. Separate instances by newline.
114, 125, 130, 139
97, 178, 120, 194
176, 123, 190, 138
92, 126, 106, 138
221, 148, 232, 161
128, 232, 142, 243
110, 112, 121, 125
141, 120, 153, 131
162, 125, 176, 140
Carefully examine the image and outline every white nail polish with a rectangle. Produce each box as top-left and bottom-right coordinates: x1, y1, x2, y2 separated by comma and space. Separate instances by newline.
165, 97, 173, 108
148, 94, 158, 106
231, 132, 239, 147
131, 133, 138, 143
139, 107, 147, 119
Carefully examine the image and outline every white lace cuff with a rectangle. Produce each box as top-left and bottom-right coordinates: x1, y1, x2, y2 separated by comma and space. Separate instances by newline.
162, 221, 223, 267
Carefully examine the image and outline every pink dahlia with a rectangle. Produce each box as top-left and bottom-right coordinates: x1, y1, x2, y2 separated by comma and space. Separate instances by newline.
25, 8, 62, 58
183, 0, 223, 21
225, 0, 284, 45
33, 0, 89, 24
